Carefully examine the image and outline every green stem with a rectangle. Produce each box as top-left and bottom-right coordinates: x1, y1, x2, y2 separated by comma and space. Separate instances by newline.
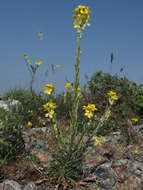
30, 72, 36, 94
95, 106, 111, 134
37, 38, 41, 60
69, 30, 82, 150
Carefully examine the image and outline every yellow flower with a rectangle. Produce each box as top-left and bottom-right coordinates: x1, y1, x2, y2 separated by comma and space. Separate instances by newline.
35, 60, 42, 66
134, 149, 139, 155
24, 53, 28, 59
131, 118, 139, 122
43, 83, 55, 95
83, 104, 97, 112
83, 104, 97, 118
107, 91, 119, 105
72, 5, 91, 31
43, 102, 56, 119
65, 83, 71, 92
38, 30, 43, 40
99, 136, 106, 142
27, 121, 32, 127
45, 110, 55, 119
43, 102, 56, 111
94, 140, 101, 146
94, 136, 106, 147
84, 110, 93, 118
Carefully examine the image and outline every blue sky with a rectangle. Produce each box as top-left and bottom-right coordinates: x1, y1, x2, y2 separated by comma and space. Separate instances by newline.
0, 0, 143, 96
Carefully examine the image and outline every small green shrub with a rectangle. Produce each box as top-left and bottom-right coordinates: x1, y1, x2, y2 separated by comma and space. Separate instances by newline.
3, 88, 47, 127
88, 70, 143, 117
0, 108, 25, 167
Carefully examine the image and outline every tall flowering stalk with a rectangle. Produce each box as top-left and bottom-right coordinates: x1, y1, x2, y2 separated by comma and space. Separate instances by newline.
41, 6, 93, 185
24, 30, 43, 93
69, 5, 91, 149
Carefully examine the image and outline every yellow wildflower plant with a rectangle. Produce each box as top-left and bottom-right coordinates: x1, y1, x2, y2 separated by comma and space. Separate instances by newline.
43, 83, 55, 95
83, 104, 97, 118
35, 60, 42, 66
131, 118, 139, 123
40, 6, 118, 185
107, 91, 119, 105
24, 30, 44, 93
72, 5, 91, 31
27, 121, 32, 127
65, 83, 71, 92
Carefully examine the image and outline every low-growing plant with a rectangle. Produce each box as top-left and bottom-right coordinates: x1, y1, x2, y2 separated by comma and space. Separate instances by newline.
0, 108, 25, 167
3, 88, 47, 127
0, 118, 12, 167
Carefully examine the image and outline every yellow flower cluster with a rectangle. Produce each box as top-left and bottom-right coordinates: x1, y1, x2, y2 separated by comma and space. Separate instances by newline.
24, 53, 42, 67
83, 104, 97, 118
72, 5, 91, 31
43, 102, 56, 119
94, 136, 106, 146
107, 91, 119, 105
43, 83, 55, 95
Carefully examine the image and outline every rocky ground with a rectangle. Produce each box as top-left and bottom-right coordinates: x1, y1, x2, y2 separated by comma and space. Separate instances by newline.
1, 100, 143, 189
1, 125, 143, 190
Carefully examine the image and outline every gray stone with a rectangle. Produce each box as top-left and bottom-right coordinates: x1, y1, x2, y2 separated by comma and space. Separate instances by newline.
94, 163, 117, 189
2, 180, 21, 190
24, 182, 37, 190
112, 159, 128, 167
128, 161, 143, 177
0, 99, 21, 111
